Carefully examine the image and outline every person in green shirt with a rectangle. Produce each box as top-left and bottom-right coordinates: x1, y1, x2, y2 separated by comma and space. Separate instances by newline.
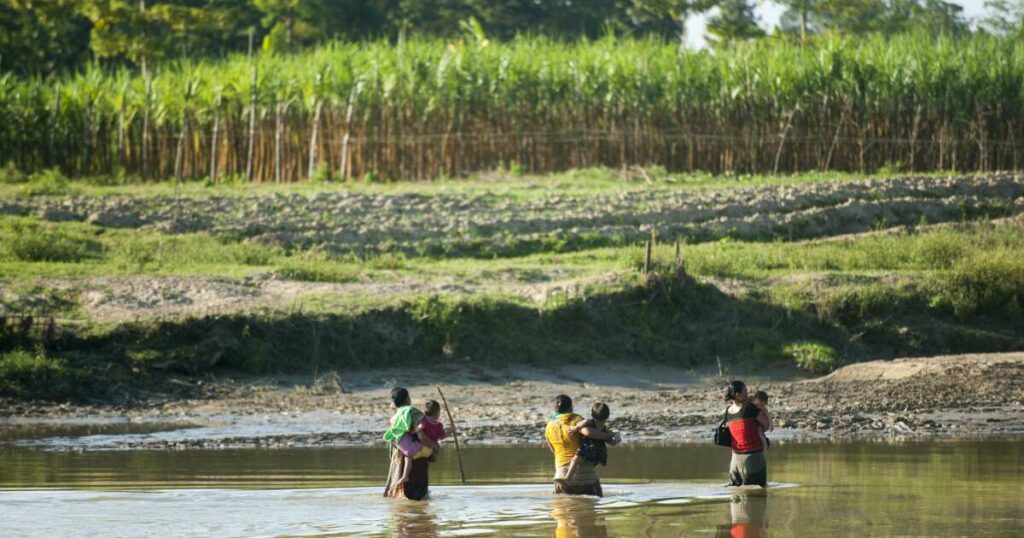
383, 387, 437, 500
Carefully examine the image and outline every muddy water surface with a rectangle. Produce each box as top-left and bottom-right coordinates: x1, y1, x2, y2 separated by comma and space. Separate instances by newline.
1, 436, 1022, 537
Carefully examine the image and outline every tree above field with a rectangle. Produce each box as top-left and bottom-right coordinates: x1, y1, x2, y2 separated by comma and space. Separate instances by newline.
778, 0, 970, 38
629, 0, 720, 42
0, 0, 91, 74
982, 0, 1024, 36
0, 0, 1008, 75
79, 0, 261, 63
707, 0, 765, 43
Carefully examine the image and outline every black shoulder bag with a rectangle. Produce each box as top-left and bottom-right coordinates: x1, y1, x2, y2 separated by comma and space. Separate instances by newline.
713, 409, 732, 448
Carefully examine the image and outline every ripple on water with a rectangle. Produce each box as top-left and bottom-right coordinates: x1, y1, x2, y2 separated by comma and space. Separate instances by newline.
0, 482, 791, 538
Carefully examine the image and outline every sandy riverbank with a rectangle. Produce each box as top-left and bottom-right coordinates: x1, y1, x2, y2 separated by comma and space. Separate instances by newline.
2, 352, 1022, 450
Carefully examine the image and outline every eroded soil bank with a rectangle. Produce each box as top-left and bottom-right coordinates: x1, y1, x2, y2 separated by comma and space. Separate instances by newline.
3, 352, 1021, 450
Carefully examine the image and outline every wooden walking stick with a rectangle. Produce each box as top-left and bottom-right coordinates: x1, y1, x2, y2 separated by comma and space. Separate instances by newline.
436, 385, 467, 484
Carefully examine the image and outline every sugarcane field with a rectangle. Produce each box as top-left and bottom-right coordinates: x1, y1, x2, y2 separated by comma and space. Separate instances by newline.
2, 2, 1024, 537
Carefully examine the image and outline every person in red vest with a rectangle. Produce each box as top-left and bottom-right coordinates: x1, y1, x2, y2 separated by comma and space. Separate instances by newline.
725, 380, 771, 488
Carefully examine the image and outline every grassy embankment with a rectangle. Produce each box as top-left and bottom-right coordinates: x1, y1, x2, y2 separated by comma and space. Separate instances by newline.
1, 170, 1023, 400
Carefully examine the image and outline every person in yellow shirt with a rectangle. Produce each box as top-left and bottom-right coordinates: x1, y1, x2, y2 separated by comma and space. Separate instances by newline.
542, 394, 618, 496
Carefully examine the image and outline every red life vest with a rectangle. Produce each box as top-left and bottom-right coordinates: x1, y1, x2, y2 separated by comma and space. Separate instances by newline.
727, 408, 764, 453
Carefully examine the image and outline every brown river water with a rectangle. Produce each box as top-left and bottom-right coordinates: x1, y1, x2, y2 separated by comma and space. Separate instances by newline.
1, 430, 1022, 537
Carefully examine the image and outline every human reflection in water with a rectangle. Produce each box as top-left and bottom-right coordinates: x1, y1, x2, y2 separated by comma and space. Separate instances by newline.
388, 498, 440, 538
549, 496, 610, 538
715, 494, 768, 538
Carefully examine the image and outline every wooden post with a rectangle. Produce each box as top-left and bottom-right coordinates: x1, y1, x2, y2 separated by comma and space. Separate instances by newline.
675, 240, 681, 266
436, 385, 466, 484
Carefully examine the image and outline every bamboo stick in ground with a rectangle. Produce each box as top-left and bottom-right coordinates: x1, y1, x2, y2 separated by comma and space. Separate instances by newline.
436, 385, 466, 484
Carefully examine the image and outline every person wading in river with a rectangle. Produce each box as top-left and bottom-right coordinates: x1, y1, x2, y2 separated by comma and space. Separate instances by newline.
724, 380, 770, 488
383, 387, 439, 500
543, 394, 618, 496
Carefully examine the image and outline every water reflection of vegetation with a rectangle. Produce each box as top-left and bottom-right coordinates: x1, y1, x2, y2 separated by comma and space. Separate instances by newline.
1, 440, 1023, 536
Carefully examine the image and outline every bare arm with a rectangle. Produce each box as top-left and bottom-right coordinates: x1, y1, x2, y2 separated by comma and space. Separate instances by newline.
579, 426, 616, 443
755, 410, 771, 432
414, 424, 439, 450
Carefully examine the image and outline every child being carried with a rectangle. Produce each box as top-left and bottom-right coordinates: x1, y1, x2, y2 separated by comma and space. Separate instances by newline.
395, 400, 446, 485
556, 402, 620, 485
752, 391, 774, 448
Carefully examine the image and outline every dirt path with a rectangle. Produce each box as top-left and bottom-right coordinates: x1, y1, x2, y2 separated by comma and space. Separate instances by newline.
4, 352, 1022, 450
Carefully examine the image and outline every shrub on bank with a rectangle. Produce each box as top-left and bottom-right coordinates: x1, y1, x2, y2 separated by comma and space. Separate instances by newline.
784, 342, 840, 374
20, 169, 78, 197
0, 348, 71, 398
0, 218, 101, 263
930, 252, 1024, 319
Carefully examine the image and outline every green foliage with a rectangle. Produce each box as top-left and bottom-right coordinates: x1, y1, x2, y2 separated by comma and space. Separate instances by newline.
0, 0, 92, 75
3, 34, 1024, 180
20, 169, 77, 197
707, 0, 765, 43
0, 348, 71, 398
0, 162, 26, 184
308, 162, 333, 183
276, 251, 360, 282
779, 0, 969, 37
0, 218, 101, 263
930, 252, 1024, 319
79, 0, 262, 64
679, 226, 1024, 278
784, 342, 840, 373
110, 233, 278, 271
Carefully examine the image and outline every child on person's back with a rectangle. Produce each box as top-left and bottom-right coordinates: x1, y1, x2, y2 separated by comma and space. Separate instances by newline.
398, 400, 446, 485
752, 391, 773, 448
556, 402, 620, 485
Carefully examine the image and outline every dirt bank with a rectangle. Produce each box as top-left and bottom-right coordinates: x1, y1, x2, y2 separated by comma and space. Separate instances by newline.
3, 352, 1022, 450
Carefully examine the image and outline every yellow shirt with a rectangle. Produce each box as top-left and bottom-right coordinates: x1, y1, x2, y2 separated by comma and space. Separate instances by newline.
544, 413, 584, 467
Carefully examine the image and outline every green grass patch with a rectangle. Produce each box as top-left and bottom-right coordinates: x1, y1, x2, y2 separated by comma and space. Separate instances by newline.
930, 251, 1024, 319
0, 217, 102, 263
19, 168, 80, 197
0, 348, 73, 399
784, 342, 841, 374
276, 252, 362, 283
674, 225, 1024, 279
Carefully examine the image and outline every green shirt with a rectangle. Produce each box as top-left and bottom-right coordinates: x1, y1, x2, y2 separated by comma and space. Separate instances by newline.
383, 405, 422, 442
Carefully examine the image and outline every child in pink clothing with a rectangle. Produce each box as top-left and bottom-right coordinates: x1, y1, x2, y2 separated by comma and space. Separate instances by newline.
398, 400, 446, 484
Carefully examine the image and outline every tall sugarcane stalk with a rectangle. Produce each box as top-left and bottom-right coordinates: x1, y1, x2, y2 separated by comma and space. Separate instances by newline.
3, 34, 1024, 182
